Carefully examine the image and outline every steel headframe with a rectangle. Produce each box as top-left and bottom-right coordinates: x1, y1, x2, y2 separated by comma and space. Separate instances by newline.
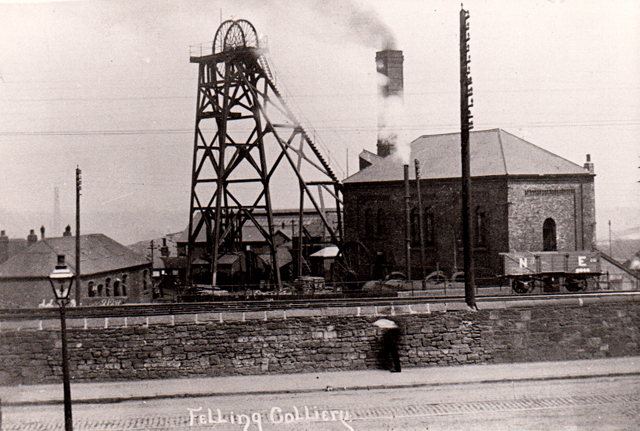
186, 20, 343, 291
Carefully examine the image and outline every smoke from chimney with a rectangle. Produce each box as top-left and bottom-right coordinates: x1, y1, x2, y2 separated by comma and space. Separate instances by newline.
310, 0, 396, 50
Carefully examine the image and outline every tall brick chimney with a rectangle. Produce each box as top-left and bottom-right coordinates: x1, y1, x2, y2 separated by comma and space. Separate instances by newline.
376, 49, 404, 157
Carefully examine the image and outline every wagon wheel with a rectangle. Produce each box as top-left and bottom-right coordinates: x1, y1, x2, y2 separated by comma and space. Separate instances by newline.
213, 19, 260, 77
425, 270, 447, 285
332, 241, 372, 291
512, 278, 534, 294
566, 277, 588, 292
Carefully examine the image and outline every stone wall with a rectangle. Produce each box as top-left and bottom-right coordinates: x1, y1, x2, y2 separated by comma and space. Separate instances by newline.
1, 296, 639, 386
508, 178, 596, 252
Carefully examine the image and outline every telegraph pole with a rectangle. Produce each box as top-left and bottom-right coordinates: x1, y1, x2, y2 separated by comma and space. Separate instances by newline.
75, 166, 81, 305
460, 5, 476, 309
404, 164, 412, 282
415, 159, 427, 280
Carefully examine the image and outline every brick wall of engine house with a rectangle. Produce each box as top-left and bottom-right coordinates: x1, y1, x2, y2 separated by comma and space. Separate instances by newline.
343, 174, 595, 283
343, 178, 510, 283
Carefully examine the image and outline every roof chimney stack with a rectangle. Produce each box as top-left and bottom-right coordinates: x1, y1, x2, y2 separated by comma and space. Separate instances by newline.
584, 154, 595, 174
160, 238, 170, 257
63, 225, 72, 237
27, 229, 38, 245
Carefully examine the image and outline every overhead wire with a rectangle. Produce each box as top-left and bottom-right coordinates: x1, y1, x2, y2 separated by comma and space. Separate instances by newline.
1, 116, 639, 138
259, 54, 347, 180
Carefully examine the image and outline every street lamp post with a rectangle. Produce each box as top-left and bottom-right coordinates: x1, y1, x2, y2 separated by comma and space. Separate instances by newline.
49, 254, 74, 431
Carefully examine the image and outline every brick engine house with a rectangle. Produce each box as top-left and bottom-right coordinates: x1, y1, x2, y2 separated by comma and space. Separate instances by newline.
344, 128, 596, 285
342, 49, 597, 285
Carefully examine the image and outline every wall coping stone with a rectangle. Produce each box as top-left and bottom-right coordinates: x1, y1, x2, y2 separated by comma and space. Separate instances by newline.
323, 307, 357, 317
223, 312, 246, 322
429, 303, 447, 313
148, 315, 173, 326
266, 309, 286, 320
2, 295, 638, 332
444, 302, 474, 311
173, 314, 195, 324
286, 308, 323, 318
106, 317, 128, 328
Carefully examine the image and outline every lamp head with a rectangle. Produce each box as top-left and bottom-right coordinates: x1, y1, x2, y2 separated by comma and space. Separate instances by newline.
49, 255, 74, 301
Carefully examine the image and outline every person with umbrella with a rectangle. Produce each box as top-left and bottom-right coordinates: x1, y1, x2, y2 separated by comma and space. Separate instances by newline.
374, 318, 402, 372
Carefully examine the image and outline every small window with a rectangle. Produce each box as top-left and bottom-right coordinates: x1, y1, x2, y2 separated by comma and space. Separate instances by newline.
121, 274, 127, 296
97, 284, 103, 297
105, 277, 111, 297
113, 280, 121, 296
87, 281, 96, 298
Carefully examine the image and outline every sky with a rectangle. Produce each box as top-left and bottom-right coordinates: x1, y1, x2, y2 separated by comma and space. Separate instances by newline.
0, 0, 638, 246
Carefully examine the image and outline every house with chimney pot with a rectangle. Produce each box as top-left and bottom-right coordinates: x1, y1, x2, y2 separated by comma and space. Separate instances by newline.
0, 228, 152, 308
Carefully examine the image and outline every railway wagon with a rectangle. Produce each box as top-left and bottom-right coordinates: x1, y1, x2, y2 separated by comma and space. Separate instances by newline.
501, 251, 601, 294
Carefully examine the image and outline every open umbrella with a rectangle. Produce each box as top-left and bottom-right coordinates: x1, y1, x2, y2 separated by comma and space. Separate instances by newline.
373, 318, 398, 329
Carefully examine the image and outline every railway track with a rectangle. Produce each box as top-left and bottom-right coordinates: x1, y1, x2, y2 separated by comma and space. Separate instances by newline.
0, 290, 637, 321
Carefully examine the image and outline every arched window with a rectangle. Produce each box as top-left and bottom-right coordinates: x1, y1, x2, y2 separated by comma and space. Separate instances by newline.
543, 218, 557, 251
97, 284, 103, 297
411, 208, 419, 244
105, 277, 111, 297
143, 270, 149, 292
475, 207, 487, 247
424, 211, 434, 245
121, 274, 127, 296
113, 280, 121, 296
87, 281, 96, 297
411, 208, 435, 246
376, 208, 386, 237
364, 209, 374, 237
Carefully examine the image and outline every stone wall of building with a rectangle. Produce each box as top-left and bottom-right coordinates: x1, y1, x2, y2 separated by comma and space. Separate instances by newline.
508, 178, 596, 253
1, 296, 638, 386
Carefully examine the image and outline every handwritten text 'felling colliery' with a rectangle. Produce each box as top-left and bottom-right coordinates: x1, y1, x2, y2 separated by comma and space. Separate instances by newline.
187, 406, 354, 430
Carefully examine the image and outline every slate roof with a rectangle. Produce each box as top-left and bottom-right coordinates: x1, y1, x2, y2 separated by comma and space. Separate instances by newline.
345, 129, 591, 184
0, 234, 150, 279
